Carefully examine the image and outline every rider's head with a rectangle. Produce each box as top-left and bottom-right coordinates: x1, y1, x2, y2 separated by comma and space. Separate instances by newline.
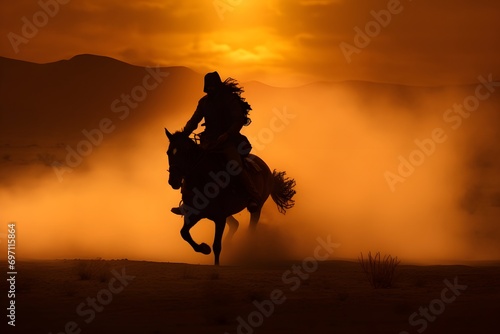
203, 71, 222, 95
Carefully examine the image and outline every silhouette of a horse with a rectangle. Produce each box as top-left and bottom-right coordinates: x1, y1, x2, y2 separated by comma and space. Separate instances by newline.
165, 128, 296, 265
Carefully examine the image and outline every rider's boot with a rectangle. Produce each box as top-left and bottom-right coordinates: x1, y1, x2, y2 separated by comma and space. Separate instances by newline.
171, 202, 186, 216
171, 207, 183, 215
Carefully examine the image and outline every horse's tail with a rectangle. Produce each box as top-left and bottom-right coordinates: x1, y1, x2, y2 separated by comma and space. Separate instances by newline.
270, 170, 296, 214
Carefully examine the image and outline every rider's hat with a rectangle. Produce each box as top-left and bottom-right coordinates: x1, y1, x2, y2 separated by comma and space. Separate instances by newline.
203, 71, 222, 93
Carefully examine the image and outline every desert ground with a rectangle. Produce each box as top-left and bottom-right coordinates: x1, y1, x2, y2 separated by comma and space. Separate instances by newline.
3, 258, 499, 334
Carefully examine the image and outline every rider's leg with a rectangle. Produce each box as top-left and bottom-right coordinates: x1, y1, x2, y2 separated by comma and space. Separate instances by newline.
171, 183, 186, 216
223, 145, 261, 212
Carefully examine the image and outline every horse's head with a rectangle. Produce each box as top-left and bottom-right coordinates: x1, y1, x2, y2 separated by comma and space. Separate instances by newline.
165, 128, 198, 189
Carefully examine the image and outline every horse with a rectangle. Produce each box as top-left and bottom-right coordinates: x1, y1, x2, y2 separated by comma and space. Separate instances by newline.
165, 128, 296, 265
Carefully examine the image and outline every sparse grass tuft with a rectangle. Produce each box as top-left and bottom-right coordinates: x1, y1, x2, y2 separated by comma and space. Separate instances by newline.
76, 259, 111, 282
358, 251, 400, 289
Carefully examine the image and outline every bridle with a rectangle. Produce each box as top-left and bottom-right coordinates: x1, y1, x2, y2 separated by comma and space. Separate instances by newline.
167, 135, 207, 181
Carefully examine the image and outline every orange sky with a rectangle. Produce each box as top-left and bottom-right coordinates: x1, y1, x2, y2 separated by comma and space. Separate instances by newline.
1, 0, 500, 86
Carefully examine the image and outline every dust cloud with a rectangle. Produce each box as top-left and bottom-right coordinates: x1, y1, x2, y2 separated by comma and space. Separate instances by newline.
1, 80, 499, 264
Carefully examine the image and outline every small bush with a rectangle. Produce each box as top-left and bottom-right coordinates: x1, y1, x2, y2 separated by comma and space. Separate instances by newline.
358, 251, 400, 288
76, 259, 111, 282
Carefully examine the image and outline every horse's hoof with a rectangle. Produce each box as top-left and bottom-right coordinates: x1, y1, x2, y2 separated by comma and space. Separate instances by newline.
198, 243, 211, 255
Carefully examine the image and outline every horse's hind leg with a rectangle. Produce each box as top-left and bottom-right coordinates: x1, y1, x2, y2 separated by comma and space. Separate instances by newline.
224, 215, 239, 244
213, 218, 226, 266
248, 210, 261, 231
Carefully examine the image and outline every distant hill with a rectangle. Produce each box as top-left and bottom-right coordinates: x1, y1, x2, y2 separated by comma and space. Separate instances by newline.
1, 54, 488, 148
0, 54, 202, 145
0, 54, 206, 184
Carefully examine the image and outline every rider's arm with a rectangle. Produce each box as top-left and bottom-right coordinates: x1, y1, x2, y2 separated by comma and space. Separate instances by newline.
182, 98, 205, 135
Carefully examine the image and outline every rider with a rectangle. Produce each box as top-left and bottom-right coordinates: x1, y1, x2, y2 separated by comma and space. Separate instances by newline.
171, 71, 261, 214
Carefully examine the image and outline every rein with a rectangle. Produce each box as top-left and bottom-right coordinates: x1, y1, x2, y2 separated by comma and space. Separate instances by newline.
169, 133, 228, 187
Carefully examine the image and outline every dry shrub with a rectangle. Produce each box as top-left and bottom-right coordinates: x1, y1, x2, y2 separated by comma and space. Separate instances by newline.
358, 251, 400, 288
76, 259, 111, 282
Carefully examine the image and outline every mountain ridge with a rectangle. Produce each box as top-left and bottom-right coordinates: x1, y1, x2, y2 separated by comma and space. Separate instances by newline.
3, 53, 494, 89
1, 54, 499, 188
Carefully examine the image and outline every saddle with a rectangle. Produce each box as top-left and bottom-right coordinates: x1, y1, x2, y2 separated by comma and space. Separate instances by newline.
243, 155, 262, 173
194, 131, 259, 173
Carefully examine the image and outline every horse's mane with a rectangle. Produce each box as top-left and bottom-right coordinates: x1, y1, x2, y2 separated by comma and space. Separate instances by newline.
171, 131, 202, 152
221, 78, 252, 126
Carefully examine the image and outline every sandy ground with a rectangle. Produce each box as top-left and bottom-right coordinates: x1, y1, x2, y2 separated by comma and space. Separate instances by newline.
2, 259, 499, 334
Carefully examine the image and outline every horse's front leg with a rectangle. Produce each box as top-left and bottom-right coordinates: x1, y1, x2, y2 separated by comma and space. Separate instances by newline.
180, 215, 211, 255
213, 217, 227, 266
